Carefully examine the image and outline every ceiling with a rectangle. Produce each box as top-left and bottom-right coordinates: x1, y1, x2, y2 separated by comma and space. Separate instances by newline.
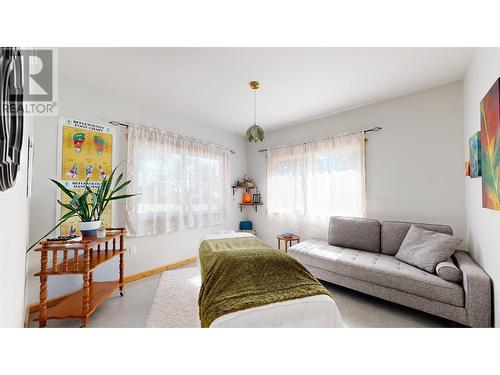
60, 48, 474, 135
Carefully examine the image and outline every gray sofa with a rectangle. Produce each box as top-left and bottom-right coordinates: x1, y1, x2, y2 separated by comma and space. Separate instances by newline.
288, 216, 492, 327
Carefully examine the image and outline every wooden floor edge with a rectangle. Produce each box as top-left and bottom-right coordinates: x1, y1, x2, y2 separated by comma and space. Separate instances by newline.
24, 256, 197, 326
123, 256, 197, 284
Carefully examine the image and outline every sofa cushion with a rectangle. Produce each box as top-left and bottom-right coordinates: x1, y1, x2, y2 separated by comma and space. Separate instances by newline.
395, 226, 462, 273
328, 216, 381, 253
381, 221, 453, 255
436, 258, 463, 283
288, 239, 464, 306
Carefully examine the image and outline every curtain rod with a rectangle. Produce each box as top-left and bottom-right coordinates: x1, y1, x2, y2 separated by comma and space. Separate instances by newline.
257, 126, 382, 153
109, 121, 236, 154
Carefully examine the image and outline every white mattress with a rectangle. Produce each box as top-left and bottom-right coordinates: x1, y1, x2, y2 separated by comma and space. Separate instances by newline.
199, 231, 345, 328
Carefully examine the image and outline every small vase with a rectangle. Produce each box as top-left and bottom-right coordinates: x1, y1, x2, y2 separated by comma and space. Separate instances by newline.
79, 220, 101, 237
96, 225, 107, 239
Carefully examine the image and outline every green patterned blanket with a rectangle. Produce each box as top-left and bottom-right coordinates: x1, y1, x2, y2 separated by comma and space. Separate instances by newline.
198, 236, 331, 327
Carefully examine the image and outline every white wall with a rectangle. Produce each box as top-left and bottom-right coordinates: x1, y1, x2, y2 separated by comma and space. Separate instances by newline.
463, 48, 500, 326
27, 75, 246, 304
25, 68, 469, 319
246, 82, 466, 248
0, 118, 32, 327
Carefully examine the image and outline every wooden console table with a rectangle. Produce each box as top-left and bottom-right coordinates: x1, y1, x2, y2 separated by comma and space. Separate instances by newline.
34, 228, 126, 328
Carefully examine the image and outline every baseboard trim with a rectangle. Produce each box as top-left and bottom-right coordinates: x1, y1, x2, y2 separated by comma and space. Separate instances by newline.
123, 257, 197, 284
25, 256, 197, 326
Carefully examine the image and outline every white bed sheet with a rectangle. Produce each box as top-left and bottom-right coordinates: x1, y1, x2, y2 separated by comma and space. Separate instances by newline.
199, 231, 345, 328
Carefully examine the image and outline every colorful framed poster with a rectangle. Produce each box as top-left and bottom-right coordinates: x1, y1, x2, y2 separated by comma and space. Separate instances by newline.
480, 78, 500, 210
57, 117, 114, 234
469, 131, 481, 178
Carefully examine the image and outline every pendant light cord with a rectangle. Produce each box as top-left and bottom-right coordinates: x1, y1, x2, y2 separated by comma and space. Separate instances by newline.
254, 88, 257, 125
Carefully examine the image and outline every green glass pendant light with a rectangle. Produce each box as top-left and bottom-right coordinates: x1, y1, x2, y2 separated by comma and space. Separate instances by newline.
246, 81, 265, 142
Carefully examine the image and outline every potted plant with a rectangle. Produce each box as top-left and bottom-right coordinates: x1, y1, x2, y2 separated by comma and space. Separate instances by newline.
29, 166, 137, 249
240, 175, 255, 189
56, 166, 137, 236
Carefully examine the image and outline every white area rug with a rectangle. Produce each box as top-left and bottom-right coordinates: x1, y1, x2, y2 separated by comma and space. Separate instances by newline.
144, 263, 446, 328
146, 266, 201, 328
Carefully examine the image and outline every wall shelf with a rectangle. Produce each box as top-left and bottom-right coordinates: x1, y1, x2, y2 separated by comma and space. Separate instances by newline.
231, 185, 255, 196
239, 202, 263, 212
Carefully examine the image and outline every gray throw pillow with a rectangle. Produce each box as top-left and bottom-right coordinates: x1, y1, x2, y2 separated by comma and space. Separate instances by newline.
436, 258, 463, 283
395, 225, 462, 273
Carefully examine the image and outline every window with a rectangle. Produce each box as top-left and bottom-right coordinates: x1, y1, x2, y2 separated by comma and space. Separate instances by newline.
126, 125, 229, 236
266, 132, 366, 226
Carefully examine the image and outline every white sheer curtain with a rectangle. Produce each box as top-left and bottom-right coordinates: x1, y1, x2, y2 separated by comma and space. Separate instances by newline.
126, 125, 229, 236
266, 131, 366, 227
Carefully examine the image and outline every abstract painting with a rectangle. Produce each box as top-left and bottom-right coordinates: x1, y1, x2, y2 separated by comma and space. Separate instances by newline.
465, 161, 470, 177
469, 131, 481, 177
480, 78, 500, 210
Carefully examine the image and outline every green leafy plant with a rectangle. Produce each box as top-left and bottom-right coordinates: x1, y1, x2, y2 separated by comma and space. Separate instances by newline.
28, 166, 138, 251
239, 175, 255, 188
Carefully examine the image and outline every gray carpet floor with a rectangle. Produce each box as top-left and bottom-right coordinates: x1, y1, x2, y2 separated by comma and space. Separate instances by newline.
29, 265, 449, 328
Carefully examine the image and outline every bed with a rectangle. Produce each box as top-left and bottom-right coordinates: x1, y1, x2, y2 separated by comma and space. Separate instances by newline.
198, 231, 344, 328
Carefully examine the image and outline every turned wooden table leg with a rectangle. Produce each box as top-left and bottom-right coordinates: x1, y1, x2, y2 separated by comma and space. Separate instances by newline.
39, 251, 48, 328
119, 232, 124, 296
81, 247, 90, 327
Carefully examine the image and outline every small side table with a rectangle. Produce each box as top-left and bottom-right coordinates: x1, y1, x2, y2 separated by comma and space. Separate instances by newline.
277, 235, 300, 253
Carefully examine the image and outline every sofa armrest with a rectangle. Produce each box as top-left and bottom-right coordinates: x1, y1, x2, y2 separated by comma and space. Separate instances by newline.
453, 251, 492, 327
